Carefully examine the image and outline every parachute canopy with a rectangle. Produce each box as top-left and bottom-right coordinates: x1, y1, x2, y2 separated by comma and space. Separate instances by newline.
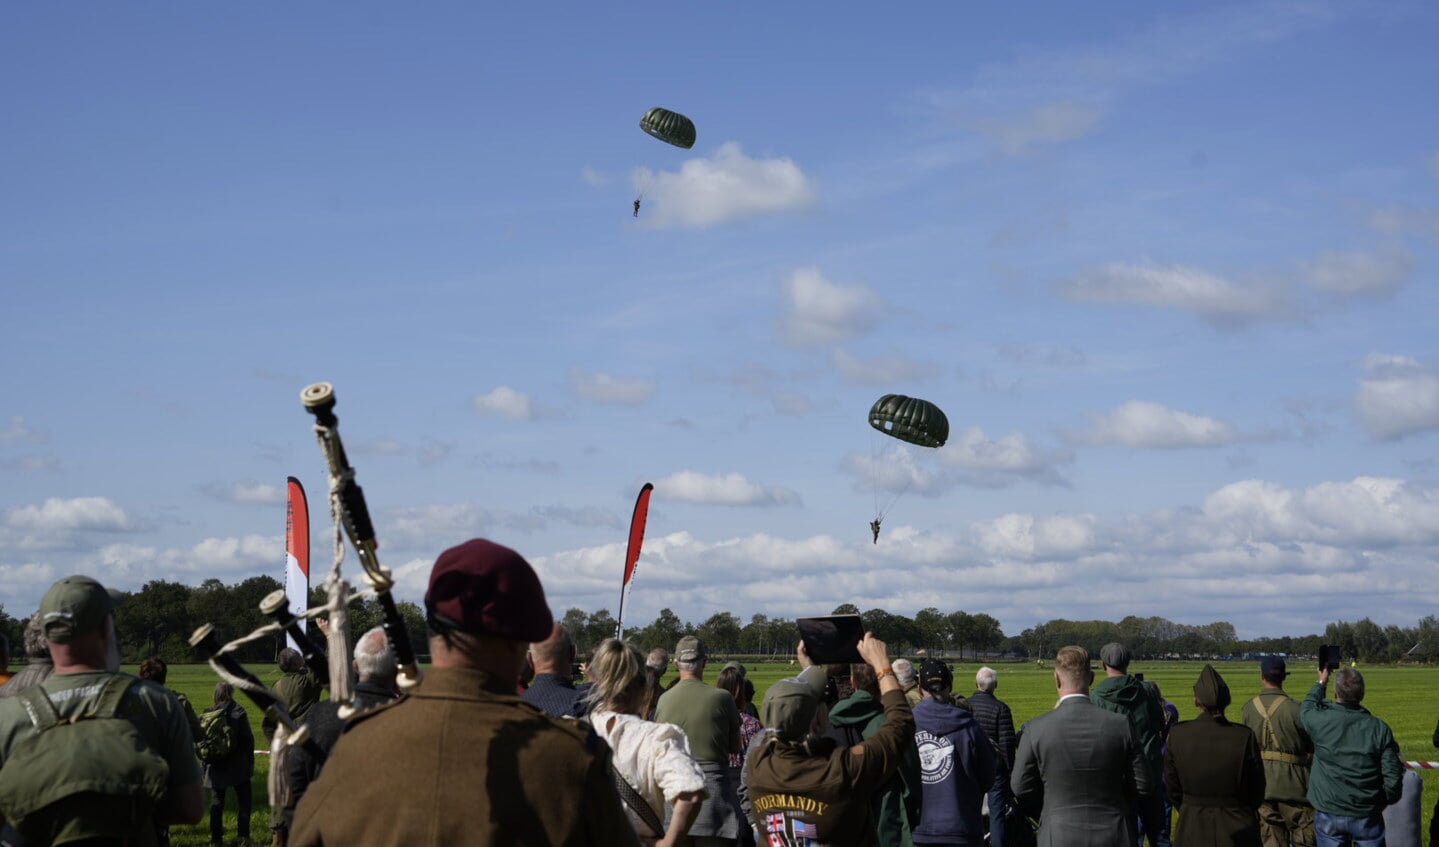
868, 394, 949, 448
640, 107, 696, 149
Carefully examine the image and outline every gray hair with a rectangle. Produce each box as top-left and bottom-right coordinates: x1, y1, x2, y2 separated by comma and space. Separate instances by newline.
1334, 667, 1365, 704
22, 615, 48, 659
645, 648, 670, 673
676, 659, 702, 674
892, 658, 917, 689
976, 666, 998, 693
214, 681, 234, 704
353, 626, 397, 681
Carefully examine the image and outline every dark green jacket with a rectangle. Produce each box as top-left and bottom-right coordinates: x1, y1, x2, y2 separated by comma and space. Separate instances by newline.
263, 669, 324, 742
1091, 674, 1165, 778
829, 690, 920, 847
1298, 682, 1403, 817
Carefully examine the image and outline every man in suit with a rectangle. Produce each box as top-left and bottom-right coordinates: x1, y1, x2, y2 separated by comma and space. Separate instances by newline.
1011, 645, 1152, 847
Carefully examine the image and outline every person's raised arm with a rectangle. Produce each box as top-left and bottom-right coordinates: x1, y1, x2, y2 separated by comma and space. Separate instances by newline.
845, 633, 913, 786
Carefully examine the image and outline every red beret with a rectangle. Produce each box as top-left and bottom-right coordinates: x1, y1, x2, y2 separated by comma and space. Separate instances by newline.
425, 539, 553, 642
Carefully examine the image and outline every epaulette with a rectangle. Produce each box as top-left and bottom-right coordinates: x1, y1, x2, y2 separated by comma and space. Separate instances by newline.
338, 695, 406, 734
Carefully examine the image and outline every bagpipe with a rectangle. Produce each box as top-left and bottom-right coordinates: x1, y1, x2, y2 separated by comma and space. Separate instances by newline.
190, 381, 422, 813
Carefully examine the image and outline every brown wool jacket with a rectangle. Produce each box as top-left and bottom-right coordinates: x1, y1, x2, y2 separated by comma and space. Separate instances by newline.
744, 688, 915, 847
288, 667, 640, 847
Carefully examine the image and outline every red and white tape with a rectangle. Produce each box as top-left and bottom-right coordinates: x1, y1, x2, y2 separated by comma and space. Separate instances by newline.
1404, 761, 1439, 770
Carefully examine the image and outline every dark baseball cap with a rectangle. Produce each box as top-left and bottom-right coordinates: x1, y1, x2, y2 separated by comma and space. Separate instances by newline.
38, 575, 124, 643
920, 657, 953, 694
1260, 656, 1289, 679
762, 665, 828, 740
425, 539, 553, 642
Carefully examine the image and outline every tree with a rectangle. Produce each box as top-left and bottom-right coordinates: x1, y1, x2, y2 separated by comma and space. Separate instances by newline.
831, 604, 860, 616
696, 612, 741, 654
913, 608, 947, 652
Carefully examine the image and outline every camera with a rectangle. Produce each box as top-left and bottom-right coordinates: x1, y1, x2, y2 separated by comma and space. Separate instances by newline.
1318, 645, 1342, 671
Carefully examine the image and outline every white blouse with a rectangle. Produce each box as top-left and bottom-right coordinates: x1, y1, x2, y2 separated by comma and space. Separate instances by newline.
590, 709, 707, 837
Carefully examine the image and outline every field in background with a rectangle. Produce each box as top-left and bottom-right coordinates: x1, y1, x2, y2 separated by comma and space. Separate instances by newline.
155, 660, 1439, 845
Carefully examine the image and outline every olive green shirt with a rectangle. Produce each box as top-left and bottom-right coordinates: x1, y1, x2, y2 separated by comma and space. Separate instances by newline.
654, 677, 741, 764
1240, 689, 1312, 804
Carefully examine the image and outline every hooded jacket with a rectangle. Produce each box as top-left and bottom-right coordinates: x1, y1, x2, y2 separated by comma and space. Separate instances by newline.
746, 689, 915, 847
1091, 674, 1165, 777
911, 698, 995, 845
828, 690, 921, 847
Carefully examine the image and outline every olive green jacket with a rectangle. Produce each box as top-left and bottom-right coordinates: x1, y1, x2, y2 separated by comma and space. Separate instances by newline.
1240, 689, 1312, 804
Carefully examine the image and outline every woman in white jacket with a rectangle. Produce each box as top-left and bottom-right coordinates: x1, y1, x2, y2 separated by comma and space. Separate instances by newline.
587, 639, 708, 847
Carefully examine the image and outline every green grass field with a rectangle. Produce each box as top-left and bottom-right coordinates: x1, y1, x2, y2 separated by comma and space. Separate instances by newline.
155, 659, 1439, 845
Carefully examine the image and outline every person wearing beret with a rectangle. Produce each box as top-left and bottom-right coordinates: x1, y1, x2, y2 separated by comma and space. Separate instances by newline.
1164, 665, 1265, 847
289, 538, 641, 847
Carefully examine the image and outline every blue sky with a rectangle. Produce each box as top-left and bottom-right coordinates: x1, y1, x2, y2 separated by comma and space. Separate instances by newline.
3, 1, 1438, 640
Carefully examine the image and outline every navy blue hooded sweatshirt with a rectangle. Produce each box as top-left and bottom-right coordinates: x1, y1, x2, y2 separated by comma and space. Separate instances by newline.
912, 697, 996, 845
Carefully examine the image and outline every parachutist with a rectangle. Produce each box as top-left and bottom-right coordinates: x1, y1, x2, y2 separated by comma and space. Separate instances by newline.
633, 198, 641, 217
871, 519, 881, 544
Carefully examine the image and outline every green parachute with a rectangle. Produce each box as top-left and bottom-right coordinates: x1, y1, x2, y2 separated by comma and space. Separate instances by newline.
866, 394, 948, 542
868, 394, 949, 448
639, 107, 696, 150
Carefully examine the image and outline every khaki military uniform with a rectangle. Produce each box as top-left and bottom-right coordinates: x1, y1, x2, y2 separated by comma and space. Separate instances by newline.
289, 667, 640, 847
1241, 689, 1315, 847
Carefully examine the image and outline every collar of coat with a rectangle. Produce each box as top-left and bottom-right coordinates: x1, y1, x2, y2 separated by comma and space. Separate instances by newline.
410, 667, 523, 701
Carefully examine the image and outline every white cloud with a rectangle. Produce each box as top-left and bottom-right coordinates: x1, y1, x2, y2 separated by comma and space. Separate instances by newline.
0, 416, 46, 444
569, 369, 655, 405
940, 427, 1071, 486
94, 534, 281, 580
654, 471, 801, 507
581, 166, 611, 188
1356, 354, 1439, 440
633, 142, 815, 229
473, 386, 540, 420
922, 2, 1340, 157
201, 481, 286, 505
1308, 248, 1412, 298
532, 505, 624, 531
1200, 477, 1439, 548
385, 503, 494, 547
778, 267, 884, 348
1064, 261, 1289, 326
6, 497, 137, 534
831, 348, 939, 386
973, 513, 1098, 559
1368, 207, 1439, 240
1077, 401, 1240, 449
977, 101, 1102, 155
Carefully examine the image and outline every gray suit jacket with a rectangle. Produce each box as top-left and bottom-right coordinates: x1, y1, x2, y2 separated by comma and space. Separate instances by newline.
1011, 695, 1151, 847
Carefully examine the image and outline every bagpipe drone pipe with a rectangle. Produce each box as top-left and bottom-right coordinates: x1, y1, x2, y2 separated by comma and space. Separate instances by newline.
299, 382, 421, 690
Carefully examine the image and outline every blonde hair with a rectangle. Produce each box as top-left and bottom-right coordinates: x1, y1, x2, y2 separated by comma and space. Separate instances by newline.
586, 639, 648, 714
1054, 646, 1092, 690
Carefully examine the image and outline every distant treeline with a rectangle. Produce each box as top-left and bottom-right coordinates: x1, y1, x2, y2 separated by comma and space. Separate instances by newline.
3, 580, 1434, 667
0, 577, 427, 666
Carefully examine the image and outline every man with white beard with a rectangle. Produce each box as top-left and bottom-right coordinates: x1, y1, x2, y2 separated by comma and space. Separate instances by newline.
0, 575, 204, 845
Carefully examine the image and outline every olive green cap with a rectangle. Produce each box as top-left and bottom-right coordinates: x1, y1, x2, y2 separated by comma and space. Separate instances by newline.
38, 575, 123, 643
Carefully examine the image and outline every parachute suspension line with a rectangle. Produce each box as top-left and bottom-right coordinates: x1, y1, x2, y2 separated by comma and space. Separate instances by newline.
877, 473, 914, 523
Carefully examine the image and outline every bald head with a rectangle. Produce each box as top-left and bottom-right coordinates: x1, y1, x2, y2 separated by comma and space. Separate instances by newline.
353, 626, 397, 686
528, 624, 575, 675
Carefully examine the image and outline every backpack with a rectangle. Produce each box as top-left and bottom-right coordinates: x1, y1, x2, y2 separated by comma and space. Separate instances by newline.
0, 675, 170, 843
197, 706, 235, 763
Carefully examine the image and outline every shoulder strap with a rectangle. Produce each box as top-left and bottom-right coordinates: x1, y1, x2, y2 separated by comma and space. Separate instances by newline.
94, 675, 137, 718
610, 762, 666, 838
16, 685, 60, 732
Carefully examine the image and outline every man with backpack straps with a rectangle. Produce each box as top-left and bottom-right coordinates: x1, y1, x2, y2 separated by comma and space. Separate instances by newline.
1240, 657, 1315, 847
201, 682, 255, 847
0, 575, 204, 846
